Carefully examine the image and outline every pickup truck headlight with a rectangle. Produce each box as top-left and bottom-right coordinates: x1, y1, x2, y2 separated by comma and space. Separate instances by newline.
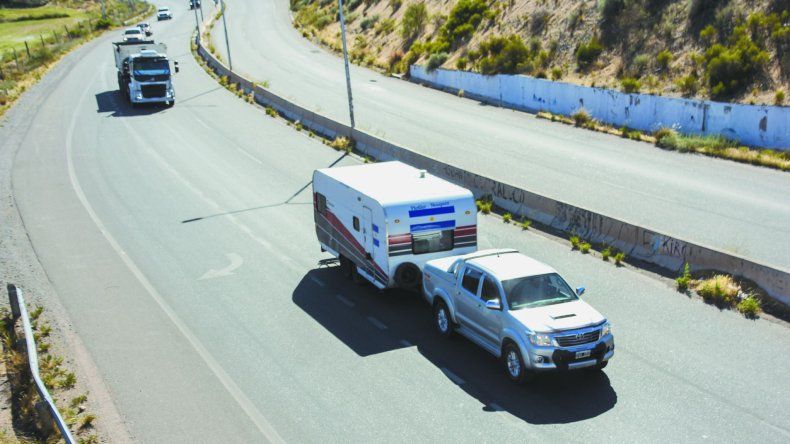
601, 322, 611, 337
529, 333, 552, 347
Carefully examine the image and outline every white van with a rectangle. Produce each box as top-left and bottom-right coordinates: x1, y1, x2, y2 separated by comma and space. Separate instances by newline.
313, 161, 477, 290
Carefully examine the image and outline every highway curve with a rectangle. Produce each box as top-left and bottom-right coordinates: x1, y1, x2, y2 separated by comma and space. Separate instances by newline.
1, 0, 789, 442
210, 0, 790, 270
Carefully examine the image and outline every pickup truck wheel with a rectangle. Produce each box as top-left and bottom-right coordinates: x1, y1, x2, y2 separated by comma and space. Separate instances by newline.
434, 301, 453, 338
503, 343, 534, 384
339, 256, 352, 279
588, 361, 608, 372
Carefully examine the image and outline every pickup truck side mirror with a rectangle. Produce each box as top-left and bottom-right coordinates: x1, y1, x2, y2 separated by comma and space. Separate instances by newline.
576, 287, 585, 296
485, 299, 502, 310
174, 61, 179, 73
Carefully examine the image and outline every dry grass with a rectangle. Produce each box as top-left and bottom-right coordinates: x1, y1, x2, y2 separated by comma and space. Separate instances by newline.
696, 274, 740, 306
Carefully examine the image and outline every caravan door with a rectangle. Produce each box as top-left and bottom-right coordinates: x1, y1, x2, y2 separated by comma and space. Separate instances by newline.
362, 206, 374, 260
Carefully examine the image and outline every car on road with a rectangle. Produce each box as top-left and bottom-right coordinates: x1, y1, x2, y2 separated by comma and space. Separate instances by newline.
423, 249, 614, 383
157, 7, 173, 20
137, 22, 152, 37
122, 27, 144, 42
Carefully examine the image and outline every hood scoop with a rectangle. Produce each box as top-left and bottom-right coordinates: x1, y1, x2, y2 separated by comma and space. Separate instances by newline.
550, 313, 576, 320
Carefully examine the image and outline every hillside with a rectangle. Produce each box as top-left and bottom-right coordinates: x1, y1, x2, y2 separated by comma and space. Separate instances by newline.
291, 0, 789, 105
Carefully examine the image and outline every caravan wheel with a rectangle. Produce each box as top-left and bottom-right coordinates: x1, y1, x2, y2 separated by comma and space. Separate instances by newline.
339, 256, 352, 279
395, 263, 422, 291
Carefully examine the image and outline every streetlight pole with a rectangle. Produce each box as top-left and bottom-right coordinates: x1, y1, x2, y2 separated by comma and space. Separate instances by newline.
338, 0, 355, 129
193, 0, 200, 33
221, 0, 233, 70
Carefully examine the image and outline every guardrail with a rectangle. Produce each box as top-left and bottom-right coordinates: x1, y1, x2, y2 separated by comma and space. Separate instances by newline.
193, 23, 790, 305
6, 284, 75, 444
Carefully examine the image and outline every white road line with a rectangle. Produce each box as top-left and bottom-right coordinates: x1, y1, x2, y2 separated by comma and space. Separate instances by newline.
336, 294, 354, 307
367, 316, 387, 330
441, 367, 465, 385
309, 275, 325, 287
64, 68, 285, 443
399, 339, 413, 347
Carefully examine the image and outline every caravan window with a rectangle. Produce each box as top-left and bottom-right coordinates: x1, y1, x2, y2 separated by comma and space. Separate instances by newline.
412, 230, 454, 255
315, 193, 327, 215
353, 217, 360, 231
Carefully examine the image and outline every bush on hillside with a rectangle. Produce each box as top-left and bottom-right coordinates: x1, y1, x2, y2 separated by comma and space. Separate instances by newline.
704, 26, 769, 99
575, 36, 603, 70
401, 2, 428, 39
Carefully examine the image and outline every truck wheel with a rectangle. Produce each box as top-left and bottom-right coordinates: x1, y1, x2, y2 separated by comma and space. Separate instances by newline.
339, 256, 352, 279
394, 263, 421, 291
588, 361, 608, 372
503, 343, 534, 384
434, 301, 453, 338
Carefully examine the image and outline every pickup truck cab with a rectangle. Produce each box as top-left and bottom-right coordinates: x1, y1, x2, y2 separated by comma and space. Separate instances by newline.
423, 249, 614, 383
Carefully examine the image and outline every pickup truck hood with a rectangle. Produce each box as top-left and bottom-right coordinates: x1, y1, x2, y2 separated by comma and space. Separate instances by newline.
510, 300, 605, 333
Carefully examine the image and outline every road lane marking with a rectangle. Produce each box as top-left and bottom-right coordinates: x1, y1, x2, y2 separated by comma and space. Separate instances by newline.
309, 275, 326, 287
198, 253, 243, 280
367, 316, 387, 330
336, 294, 354, 307
441, 367, 465, 385
63, 69, 285, 444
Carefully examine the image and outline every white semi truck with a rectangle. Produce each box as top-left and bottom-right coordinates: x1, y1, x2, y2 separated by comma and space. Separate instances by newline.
113, 40, 178, 106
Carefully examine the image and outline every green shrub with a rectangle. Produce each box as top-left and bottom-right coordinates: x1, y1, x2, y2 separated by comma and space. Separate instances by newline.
401, 2, 428, 39
531, 9, 550, 34
520, 219, 532, 230
775, 89, 785, 105
265, 106, 277, 117
632, 54, 650, 76
600, 0, 624, 23
502, 213, 512, 223
427, 52, 449, 71
440, 0, 490, 44
375, 18, 396, 36
95, 18, 112, 29
601, 246, 611, 261
675, 74, 699, 96
476, 35, 531, 75
676, 262, 692, 291
570, 235, 581, 249
576, 36, 603, 70
579, 242, 591, 253
572, 108, 593, 127
696, 275, 739, 305
656, 49, 673, 71
456, 56, 468, 70
475, 198, 493, 214
568, 7, 583, 30
330, 136, 352, 152
737, 296, 761, 318
700, 25, 717, 44
620, 77, 641, 93
389, 0, 402, 11
360, 14, 379, 31
613, 252, 625, 265
551, 66, 562, 80
704, 27, 769, 99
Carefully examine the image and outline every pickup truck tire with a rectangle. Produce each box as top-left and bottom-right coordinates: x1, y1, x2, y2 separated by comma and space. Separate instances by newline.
588, 361, 608, 372
503, 343, 534, 384
339, 256, 353, 278
394, 263, 421, 291
434, 301, 454, 338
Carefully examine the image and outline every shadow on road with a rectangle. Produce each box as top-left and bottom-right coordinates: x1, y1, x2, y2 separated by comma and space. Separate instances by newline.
293, 268, 617, 425
95, 91, 169, 117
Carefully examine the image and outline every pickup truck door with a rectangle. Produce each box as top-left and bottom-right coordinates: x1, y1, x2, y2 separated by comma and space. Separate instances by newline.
469, 274, 503, 346
456, 266, 484, 334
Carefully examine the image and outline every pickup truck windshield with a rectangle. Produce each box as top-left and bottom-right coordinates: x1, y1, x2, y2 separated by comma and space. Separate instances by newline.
133, 59, 170, 81
502, 273, 578, 310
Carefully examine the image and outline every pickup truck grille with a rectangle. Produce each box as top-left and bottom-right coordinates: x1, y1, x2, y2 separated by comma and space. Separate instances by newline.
141, 84, 166, 98
556, 330, 600, 347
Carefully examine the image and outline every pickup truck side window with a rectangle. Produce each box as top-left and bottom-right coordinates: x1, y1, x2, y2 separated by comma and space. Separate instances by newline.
481, 276, 501, 301
461, 267, 482, 294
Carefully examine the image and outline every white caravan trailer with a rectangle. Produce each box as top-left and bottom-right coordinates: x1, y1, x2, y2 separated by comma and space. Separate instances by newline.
313, 161, 477, 290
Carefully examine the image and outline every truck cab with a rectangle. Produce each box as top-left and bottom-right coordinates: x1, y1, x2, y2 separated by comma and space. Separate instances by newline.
423, 249, 614, 383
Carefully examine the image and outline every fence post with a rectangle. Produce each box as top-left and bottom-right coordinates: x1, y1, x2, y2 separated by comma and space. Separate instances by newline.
24, 41, 31, 58
7, 284, 20, 319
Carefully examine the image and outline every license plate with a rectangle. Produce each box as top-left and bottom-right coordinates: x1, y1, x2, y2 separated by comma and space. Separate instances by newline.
575, 350, 591, 359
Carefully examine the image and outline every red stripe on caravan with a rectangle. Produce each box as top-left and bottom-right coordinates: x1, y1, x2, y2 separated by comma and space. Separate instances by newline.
324, 210, 387, 278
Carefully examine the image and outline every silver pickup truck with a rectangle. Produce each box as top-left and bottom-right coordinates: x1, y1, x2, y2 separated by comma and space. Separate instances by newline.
423, 249, 614, 383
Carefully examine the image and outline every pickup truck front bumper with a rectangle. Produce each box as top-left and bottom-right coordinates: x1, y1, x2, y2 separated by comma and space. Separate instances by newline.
525, 334, 614, 372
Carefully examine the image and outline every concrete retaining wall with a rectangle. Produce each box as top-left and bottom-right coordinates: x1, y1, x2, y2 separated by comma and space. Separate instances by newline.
194, 30, 789, 305
410, 66, 790, 150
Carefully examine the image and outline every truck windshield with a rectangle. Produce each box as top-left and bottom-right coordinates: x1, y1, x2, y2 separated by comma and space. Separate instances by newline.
133, 59, 170, 81
502, 273, 578, 310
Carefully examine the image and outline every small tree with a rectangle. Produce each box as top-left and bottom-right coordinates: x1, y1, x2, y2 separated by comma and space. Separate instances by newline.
401, 2, 428, 39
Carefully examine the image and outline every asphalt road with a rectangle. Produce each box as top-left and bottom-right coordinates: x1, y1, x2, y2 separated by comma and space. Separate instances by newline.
210, 0, 790, 271
1, 1, 789, 442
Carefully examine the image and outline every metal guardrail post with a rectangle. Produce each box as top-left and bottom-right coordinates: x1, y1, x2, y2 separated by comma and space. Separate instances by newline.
6, 285, 75, 444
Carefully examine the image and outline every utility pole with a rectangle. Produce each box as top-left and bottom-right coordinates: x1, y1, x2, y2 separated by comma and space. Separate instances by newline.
221, 0, 232, 70
338, 0, 355, 129
193, 0, 200, 33
198, 0, 204, 23
101, 0, 106, 20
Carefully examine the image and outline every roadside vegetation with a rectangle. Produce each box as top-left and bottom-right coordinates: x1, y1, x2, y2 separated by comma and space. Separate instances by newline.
0, 304, 98, 441
289, 0, 789, 106
0, 0, 152, 116
675, 267, 765, 319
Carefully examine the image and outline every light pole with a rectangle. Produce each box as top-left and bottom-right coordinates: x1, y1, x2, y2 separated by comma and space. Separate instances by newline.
193, 0, 200, 33
338, 0, 355, 129
221, 0, 233, 70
